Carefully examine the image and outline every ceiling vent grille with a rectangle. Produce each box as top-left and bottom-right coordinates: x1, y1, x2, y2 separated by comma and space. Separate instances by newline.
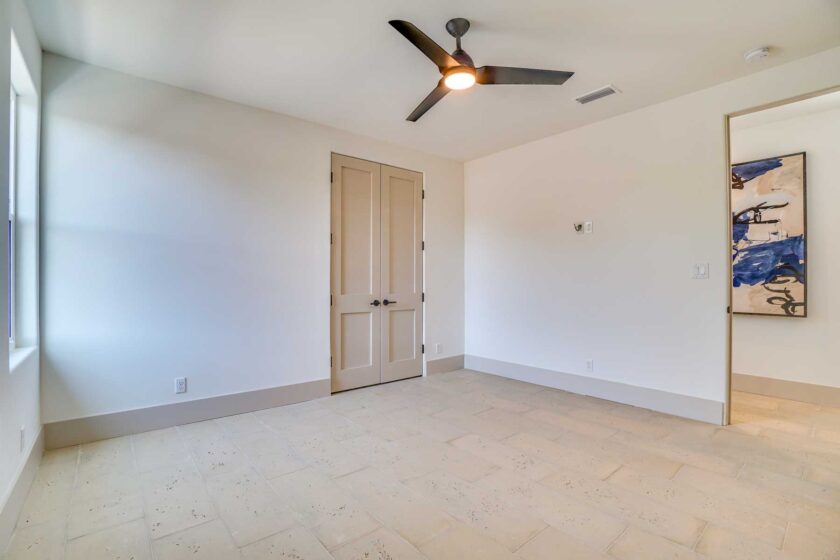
575, 85, 620, 105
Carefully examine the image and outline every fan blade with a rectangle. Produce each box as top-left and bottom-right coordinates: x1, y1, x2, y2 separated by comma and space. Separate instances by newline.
476, 66, 574, 85
389, 20, 459, 72
406, 81, 449, 122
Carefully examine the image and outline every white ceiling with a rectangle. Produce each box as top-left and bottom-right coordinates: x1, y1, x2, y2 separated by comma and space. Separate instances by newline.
26, 0, 840, 161
732, 89, 840, 130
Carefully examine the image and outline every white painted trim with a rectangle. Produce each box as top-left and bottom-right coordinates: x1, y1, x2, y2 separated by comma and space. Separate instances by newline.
426, 354, 465, 375
44, 379, 330, 449
465, 355, 724, 425
733, 373, 840, 408
8, 346, 36, 373
0, 427, 43, 551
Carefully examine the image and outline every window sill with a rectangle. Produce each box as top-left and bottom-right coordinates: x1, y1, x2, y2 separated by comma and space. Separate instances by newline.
10, 345, 37, 373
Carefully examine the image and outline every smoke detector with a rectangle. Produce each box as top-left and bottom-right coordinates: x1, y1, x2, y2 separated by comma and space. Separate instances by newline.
744, 47, 770, 64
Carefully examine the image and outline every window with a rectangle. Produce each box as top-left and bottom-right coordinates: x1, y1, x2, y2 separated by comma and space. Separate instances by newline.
8, 30, 38, 360
8, 85, 16, 349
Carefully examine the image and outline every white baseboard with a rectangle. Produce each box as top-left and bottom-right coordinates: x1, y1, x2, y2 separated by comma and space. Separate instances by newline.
427, 354, 465, 374
44, 378, 330, 449
733, 373, 840, 407
465, 355, 724, 425
0, 427, 43, 551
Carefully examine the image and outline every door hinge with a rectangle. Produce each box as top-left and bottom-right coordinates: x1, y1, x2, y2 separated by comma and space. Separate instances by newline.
421, 292, 425, 302
330, 294, 333, 306
727, 305, 731, 314
330, 356, 333, 367
421, 344, 425, 354
330, 233, 333, 245
330, 171, 334, 183
422, 189, 425, 199
421, 241, 425, 250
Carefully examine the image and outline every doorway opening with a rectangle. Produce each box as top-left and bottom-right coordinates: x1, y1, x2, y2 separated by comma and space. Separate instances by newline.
330, 153, 425, 393
725, 87, 840, 435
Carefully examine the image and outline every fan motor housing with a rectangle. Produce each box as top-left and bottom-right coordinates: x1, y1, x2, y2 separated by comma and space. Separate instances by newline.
452, 49, 475, 67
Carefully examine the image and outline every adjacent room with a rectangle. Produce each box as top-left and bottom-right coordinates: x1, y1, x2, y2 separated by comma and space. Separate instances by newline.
0, 1, 839, 559
728, 91, 840, 450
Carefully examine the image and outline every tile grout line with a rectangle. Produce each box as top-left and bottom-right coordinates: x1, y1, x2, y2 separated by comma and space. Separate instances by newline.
128, 433, 155, 560
604, 524, 629, 554
173, 423, 240, 552
780, 520, 791, 553
215, 412, 373, 552
510, 523, 551, 554
61, 445, 82, 557
691, 520, 709, 551
669, 462, 686, 481
212, 415, 316, 549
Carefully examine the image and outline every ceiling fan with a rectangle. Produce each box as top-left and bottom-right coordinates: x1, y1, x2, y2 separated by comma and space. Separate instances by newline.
389, 18, 574, 122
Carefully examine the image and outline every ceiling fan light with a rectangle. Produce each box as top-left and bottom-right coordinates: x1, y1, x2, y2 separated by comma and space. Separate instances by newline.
444, 67, 476, 90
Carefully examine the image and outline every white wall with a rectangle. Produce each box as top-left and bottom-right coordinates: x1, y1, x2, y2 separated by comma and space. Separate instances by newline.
40, 54, 464, 423
465, 46, 840, 408
0, 0, 41, 547
732, 106, 840, 388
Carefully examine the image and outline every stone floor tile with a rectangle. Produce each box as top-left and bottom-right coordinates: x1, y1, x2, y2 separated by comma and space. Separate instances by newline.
65, 519, 151, 560
151, 519, 239, 560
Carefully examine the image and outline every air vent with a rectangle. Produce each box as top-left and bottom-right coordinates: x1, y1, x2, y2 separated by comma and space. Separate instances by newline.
575, 85, 620, 105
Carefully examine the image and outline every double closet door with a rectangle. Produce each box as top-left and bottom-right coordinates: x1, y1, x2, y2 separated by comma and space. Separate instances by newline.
331, 154, 423, 392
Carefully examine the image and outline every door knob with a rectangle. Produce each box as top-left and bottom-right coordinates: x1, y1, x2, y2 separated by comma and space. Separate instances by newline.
370, 299, 381, 306
382, 299, 397, 306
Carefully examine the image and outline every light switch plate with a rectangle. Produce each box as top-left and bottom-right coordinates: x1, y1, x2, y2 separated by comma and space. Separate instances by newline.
584, 221, 593, 234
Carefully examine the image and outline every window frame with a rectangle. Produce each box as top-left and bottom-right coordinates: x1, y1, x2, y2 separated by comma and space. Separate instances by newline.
8, 84, 17, 350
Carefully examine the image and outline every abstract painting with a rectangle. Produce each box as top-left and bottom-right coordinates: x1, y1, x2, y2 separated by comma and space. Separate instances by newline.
731, 152, 806, 317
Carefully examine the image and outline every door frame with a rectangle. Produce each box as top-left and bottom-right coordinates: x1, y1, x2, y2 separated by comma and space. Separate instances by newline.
329, 152, 426, 393
722, 84, 840, 425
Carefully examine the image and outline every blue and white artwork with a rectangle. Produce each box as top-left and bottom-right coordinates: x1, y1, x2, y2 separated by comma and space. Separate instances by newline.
732, 152, 806, 317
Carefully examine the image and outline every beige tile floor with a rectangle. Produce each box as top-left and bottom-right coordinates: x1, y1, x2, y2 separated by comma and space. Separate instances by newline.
4, 370, 840, 559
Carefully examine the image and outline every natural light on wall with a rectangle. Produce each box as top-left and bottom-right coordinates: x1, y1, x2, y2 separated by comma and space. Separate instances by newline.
8, 31, 38, 365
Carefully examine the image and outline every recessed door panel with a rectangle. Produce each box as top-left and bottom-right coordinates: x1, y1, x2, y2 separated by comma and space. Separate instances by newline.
388, 177, 416, 295
388, 309, 416, 363
341, 167, 375, 296
341, 312, 373, 370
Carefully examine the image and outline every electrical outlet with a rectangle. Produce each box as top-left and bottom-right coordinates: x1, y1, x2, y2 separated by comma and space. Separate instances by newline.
586, 359, 594, 373
19, 426, 25, 453
175, 377, 187, 394
692, 263, 709, 279
435, 343, 442, 355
